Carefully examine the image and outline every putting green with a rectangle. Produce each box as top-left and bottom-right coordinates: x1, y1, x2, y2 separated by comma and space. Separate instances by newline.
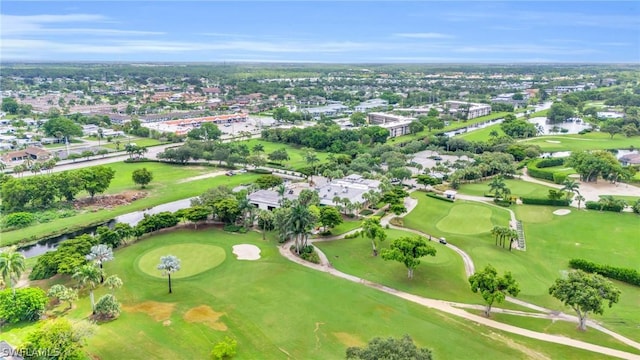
436, 204, 493, 234
137, 244, 226, 279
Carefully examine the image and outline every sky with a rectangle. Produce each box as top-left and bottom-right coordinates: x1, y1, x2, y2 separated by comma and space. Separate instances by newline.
1, 1, 639, 63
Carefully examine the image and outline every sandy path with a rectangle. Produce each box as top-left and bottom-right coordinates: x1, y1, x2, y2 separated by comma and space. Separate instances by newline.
176, 170, 228, 184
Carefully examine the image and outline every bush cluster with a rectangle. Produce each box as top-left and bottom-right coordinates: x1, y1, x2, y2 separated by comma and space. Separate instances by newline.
0, 288, 48, 324
569, 259, 640, 286
585, 201, 624, 212
527, 158, 566, 183
298, 245, 321, 264
426, 192, 454, 203
344, 230, 361, 239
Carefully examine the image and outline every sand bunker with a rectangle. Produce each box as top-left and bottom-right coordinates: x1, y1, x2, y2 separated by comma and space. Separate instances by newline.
232, 244, 261, 260
123, 301, 176, 321
553, 209, 571, 216
545, 140, 561, 143
184, 305, 227, 331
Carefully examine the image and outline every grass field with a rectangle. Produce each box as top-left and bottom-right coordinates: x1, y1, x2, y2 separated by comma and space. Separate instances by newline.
457, 179, 558, 198
457, 123, 505, 142
1, 229, 615, 359
401, 194, 640, 342
519, 132, 640, 152
240, 139, 332, 169
2, 163, 261, 246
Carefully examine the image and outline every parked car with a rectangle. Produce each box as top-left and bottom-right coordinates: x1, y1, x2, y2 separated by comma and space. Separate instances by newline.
439, 237, 447, 245
226, 171, 235, 176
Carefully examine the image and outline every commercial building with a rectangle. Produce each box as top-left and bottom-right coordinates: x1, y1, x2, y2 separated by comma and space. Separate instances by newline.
142, 113, 248, 135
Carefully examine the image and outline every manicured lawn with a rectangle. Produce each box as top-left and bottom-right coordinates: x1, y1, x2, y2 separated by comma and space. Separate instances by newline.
2, 229, 611, 359
457, 123, 505, 142
464, 310, 640, 355
2, 163, 260, 246
457, 179, 558, 198
137, 243, 226, 279
318, 218, 361, 236
100, 137, 165, 149
240, 139, 332, 169
519, 132, 640, 152
400, 194, 640, 342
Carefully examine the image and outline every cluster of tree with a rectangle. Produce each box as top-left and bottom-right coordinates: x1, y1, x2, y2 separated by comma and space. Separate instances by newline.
567, 150, 635, 183
158, 139, 254, 166
490, 225, 518, 251
598, 119, 639, 139
1, 166, 116, 212
261, 124, 389, 154
0, 287, 48, 324
491, 102, 515, 112
500, 114, 539, 138
186, 122, 223, 141
547, 102, 576, 123
448, 152, 517, 187
18, 318, 96, 359
1, 97, 33, 116
43, 116, 84, 141
272, 107, 307, 122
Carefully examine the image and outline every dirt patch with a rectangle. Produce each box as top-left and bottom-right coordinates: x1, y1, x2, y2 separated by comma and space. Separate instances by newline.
123, 301, 175, 321
333, 332, 366, 347
163, 320, 171, 326
488, 332, 551, 360
553, 209, 571, 216
177, 171, 227, 184
183, 305, 227, 331
74, 190, 147, 210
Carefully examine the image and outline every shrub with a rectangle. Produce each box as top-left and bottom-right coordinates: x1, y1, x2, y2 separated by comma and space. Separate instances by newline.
249, 168, 272, 174
359, 209, 374, 216
527, 158, 566, 182
493, 199, 512, 207
211, 336, 237, 360
520, 197, 570, 206
569, 259, 640, 286
585, 201, 624, 212
552, 173, 568, 184
536, 158, 565, 168
426, 192, 454, 203
344, 230, 361, 239
0, 288, 48, 324
633, 200, 640, 214
94, 294, 121, 320
223, 224, 246, 233
4, 212, 36, 228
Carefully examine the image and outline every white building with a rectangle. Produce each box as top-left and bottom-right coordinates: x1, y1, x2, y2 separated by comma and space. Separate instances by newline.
444, 101, 491, 119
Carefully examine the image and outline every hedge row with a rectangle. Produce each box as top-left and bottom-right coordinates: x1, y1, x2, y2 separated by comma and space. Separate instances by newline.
426, 192, 455, 203
585, 201, 624, 212
527, 158, 567, 184
536, 158, 565, 168
569, 258, 640, 286
249, 168, 273, 174
520, 197, 570, 206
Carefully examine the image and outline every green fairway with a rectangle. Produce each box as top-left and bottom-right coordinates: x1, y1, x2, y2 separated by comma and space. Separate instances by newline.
457, 178, 558, 198
401, 194, 640, 342
240, 139, 332, 169
436, 203, 494, 234
2, 163, 261, 246
519, 132, 640, 152
457, 123, 505, 142
465, 310, 640, 355
2, 229, 614, 359
137, 243, 226, 279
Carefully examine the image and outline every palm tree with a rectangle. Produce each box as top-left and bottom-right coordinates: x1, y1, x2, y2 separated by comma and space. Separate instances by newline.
0, 249, 26, 295
305, 151, 320, 178
72, 264, 103, 314
13, 164, 25, 178
561, 178, 580, 200
288, 202, 315, 254
488, 176, 506, 199
97, 128, 104, 147
277, 183, 287, 206
104, 275, 123, 294
157, 255, 181, 294
252, 143, 264, 155
86, 244, 114, 283
575, 194, 586, 209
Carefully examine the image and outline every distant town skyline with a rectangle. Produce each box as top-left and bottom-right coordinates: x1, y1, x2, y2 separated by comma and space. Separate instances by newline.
1, 1, 639, 63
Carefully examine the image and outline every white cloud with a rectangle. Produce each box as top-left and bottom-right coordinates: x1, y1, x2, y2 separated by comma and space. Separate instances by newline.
394, 32, 454, 39
0, 13, 162, 36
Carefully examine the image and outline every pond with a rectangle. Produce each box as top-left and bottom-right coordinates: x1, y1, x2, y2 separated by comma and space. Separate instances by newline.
527, 116, 593, 135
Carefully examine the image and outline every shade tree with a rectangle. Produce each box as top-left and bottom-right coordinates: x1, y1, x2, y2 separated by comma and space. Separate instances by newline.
381, 236, 436, 279
468, 265, 520, 317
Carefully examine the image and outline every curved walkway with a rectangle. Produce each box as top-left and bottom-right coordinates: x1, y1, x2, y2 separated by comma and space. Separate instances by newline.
279, 243, 640, 359
289, 191, 640, 358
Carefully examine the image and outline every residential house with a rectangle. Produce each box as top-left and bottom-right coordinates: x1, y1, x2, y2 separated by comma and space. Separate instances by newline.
354, 98, 389, 112
1, 146, 51, 163
619, 153, 640, 166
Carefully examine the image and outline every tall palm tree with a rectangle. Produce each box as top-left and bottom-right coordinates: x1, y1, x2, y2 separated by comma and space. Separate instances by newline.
488, 176, 506, 198
157, 255, 181, 294
0, 249, 26, 295
575, 194, 586, 209
561, 178, 580, 200
277, 183, 287, 206
288, 202, 314, 254
72, 264, 103, 314
86, 244, 114, 283
305, 151, 319, 178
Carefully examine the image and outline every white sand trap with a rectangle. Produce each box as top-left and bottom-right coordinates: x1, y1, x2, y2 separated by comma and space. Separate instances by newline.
553, 209, 571, 216
232, 244, 261, 260
545, 140, 561, 143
